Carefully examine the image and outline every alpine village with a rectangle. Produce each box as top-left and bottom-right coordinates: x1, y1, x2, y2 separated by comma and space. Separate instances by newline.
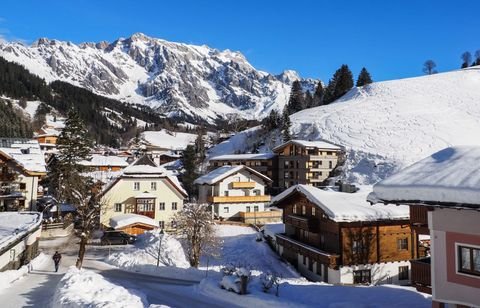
0, 4, 479, 308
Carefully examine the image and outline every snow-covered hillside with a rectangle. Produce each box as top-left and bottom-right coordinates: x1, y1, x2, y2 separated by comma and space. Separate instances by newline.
0, 33, 316, 123
291, 67, 480, 183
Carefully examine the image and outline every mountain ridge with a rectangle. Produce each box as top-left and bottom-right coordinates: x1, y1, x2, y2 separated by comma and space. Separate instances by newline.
0, 33, 317, 124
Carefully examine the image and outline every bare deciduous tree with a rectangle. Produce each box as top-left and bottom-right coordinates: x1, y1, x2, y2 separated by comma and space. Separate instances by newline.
422, 60, 437, 75
174, 203, 219, 268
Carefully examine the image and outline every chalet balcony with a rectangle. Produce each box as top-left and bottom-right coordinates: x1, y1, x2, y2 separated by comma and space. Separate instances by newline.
276, 234, 340, 268
285, 214, 318, 232
410, 205, 430, 234
410, 257, 431, 294
207, 195, 271, 203
231, 182, 256, 189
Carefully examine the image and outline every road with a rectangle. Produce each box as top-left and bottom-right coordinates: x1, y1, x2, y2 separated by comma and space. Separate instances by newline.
0, 237, 239, 307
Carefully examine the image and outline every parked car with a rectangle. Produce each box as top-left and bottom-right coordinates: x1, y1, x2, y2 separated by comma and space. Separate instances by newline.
100, 231, 136, 245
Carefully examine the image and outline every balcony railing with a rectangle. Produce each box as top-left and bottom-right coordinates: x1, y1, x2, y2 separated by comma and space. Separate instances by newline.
207, 195, 271, 203
411, 257, 431, 294
231, 182, 256, 189
410, 205, 429, 226
285, 214, 318, 231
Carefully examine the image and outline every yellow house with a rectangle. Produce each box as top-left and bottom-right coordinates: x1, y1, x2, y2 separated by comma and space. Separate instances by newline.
100, 156, 187, 232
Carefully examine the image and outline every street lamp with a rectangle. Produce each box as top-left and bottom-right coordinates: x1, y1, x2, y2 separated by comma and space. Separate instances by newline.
156, 228, 165, 267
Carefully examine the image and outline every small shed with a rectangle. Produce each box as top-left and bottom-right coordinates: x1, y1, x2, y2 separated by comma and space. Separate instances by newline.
109, 214, 158, 235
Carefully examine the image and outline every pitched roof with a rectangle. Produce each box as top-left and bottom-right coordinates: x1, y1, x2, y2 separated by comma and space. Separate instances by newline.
109, 214, 158, 229
368, 146, 480, 208
272, 139, 342, 153
79, 154, 129, 167
0, 138, 46, 174
271, 184, 409, 223
194, 165, 272, 185
209, 153, 275, 161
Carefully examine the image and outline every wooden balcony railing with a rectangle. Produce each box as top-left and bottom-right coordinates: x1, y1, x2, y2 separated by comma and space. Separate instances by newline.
231, 182, 256, 189
285, 214, 318, 232
411, 257, 431, 294
207, 195, 271, 203
410, 205, 429, 227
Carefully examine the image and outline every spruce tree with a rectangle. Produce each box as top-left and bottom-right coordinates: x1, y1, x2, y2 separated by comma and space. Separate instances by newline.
323, 64, 354, 104
312, 82, 324, 107
182, 145, 198, 199
194, 126, 206, 161
281, 106, 292, 142
461, 51, 472, 68
286, 80, 304, 114
356, 67, 373, 87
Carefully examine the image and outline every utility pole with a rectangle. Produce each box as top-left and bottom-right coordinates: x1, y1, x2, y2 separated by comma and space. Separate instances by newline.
156, 228, 165, 267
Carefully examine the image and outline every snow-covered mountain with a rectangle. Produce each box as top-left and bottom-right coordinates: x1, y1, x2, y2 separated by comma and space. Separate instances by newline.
0, 33, 315, 123
210, 67, 480, 184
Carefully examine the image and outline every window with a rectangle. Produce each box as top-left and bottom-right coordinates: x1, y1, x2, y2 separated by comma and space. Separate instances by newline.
352, 240, 363, 255
224, 191, 229, 196
397, 238, 409, 251
246, 206, 251, 213
159, 202, 165, 210
19, 183, 26, 190
254, 206, 259, 212
114, 203, 122, 212
172, 202, 178, 210
284, 171, 289, 179
158, 221, 165, 229
302, 205, 306, 215
151, 182, 157, 191
293, 204, 297, 214
398, 266, 409, 280
353, 270, 371, 284
253, 189, 261, 196
224, 207, 229, 213
134, 182, 140, 190
312, 207, 316, 216
171, 220, 177, 228
329, 161, 333, 169
459, 245, 480, 276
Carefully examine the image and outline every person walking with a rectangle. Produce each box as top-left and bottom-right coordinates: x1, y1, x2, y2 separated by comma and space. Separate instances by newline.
52, 251, 62, 272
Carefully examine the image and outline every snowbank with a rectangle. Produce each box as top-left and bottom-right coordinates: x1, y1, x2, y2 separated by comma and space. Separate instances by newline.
0, 253, 48, 289
53, 266, 146, 308
0, 211, 42, 250
107, 230, 189, 270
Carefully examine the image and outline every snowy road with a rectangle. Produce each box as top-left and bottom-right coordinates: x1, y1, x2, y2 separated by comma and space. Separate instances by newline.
0, 237, 238, 307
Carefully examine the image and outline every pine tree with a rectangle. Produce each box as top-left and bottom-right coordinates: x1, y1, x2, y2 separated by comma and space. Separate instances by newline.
324, 64, 354, 104
262, 109, 281, 131
182, 145, 198, 199
461, 51, 472, 68
475, 50, 480, 66
195, 126, 206, 161
356, 67, 373, 87
286, 80, 304, 114
281, 106, 292, 142
312, 82, 324, 107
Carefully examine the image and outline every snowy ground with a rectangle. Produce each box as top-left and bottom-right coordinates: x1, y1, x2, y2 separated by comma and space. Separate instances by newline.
0, 225, 431, 307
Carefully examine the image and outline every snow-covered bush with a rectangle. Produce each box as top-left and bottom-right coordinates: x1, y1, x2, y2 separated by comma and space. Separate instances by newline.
53, 266, 146, 308
220, 264, 252, 294
260, 272, 281, 296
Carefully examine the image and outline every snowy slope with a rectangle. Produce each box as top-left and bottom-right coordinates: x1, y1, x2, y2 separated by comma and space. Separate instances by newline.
290, 67, 480, 183
0, 33, 316, 123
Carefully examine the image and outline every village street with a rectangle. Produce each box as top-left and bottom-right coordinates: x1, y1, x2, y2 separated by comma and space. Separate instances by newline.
0, 236, 236, 308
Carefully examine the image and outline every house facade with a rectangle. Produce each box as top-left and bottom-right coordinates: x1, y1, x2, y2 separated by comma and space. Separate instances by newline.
273, 140, 344, 190
208, 153, 278, 190
272, 184, 412, 285
369, 146, 480, 307
195, 165, 277, 222
0, 139, 47, 211
100, 156, 187, 231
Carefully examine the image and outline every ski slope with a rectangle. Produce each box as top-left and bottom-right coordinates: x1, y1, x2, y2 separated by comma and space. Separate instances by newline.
291, 67, 480, 183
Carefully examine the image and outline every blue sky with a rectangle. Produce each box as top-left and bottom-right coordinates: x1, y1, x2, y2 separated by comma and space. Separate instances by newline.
0, 0, 478, 82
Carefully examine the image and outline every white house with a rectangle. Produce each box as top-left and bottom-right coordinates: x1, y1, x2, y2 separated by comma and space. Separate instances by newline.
0, 138, 47, 211
194, 165, 273, 221
100, 155, 187, 232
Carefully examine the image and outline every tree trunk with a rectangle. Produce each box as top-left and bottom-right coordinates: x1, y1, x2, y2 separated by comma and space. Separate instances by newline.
76, 236, 87, 269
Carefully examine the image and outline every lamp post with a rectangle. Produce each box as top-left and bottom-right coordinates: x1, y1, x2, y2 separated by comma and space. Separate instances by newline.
156, 228, 165, 267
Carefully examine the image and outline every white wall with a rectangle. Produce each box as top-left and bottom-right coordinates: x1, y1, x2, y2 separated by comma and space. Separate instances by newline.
0, 227, 40, 270
215, 202, 266, 219
101, 177, 185, 228
338, 261, 411, 285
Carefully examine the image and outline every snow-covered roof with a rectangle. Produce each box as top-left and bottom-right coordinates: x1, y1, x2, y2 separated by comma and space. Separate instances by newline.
0, 212, 42, 251
80, 154, 129, 167
273, 139, 342, 152
272, 185, 409, 222
142, 130, 196, 151
194, 165, 272, 185
209, 153, 275, 161
109, 214, 158, 229
368, 146, 480, 208
36, 127, 61, 137
122, 164, 167, 175
0, 138, 47, 174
